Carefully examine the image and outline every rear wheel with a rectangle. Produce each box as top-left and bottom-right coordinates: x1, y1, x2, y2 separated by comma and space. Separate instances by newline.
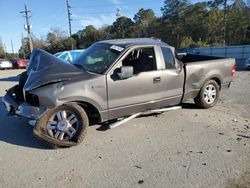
194, 80, 220, 109
33, 103, 89, 148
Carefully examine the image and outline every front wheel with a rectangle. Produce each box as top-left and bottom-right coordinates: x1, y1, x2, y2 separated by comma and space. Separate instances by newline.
33, 103, 89, 148
194, 80, 220, 109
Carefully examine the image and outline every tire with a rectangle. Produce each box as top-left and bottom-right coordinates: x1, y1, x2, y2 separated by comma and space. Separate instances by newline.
33, 103, 89, 148
194, 80, 220, 109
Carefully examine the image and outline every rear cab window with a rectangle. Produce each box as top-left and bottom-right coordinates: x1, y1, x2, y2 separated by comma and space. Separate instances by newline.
161, 47, 175, 69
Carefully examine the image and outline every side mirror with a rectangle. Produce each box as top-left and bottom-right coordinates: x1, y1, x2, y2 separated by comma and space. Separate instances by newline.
176, 61, 183, 73
118, 66, 133, 79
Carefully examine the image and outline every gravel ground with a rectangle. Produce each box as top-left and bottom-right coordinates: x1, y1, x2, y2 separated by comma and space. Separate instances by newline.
0, 69, 249, 188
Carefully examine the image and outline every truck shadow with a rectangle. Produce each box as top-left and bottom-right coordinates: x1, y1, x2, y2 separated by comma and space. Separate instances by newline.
181, 102, 200, 109
0, 97, 48, 149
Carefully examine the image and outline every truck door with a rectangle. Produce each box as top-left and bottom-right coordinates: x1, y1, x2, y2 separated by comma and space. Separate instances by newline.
159, 47, 185, 107
107, 46, 162, 120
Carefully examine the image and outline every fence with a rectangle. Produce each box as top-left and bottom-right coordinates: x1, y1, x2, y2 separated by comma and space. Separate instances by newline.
184, 45, 250, 69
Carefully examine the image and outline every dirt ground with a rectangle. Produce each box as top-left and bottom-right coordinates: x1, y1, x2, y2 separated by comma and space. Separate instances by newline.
0, 69, 249, 188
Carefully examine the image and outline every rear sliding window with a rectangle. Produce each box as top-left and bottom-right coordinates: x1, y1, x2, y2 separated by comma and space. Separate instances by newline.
161, 47, 175, 69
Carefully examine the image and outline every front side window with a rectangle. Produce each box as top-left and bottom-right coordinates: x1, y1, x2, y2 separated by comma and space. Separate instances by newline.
122, 47, 157, 74
161, 47, 175, 69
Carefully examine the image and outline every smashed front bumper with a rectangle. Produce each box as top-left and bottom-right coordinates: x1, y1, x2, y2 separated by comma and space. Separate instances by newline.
1, 87, 46, 120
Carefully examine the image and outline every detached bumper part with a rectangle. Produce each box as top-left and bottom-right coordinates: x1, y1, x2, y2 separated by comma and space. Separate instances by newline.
1, 93, 19, 112
17, 103, 46, 119
221, 82, 231, 90
1, 92, 46, 120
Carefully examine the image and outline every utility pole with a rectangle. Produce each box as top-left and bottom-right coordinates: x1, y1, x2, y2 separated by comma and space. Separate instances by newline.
20, 4, 33, 53
3, 43, 7, 59
11, 40, 14, 55
116, 8, 121, 19
66, 0, 73, 49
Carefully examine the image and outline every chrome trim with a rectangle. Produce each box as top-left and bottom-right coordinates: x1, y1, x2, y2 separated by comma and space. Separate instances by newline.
109, 106, 182, 129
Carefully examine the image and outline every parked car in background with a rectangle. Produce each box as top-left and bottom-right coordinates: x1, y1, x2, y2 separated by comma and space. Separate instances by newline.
245, 57, 250, 69
10, 59, 29, 69
0, 59, 13, 70
54, 49, 84, 63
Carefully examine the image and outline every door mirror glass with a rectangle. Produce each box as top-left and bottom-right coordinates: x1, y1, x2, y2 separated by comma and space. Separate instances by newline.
118, 66, 133, 79
175, 60, 183, 73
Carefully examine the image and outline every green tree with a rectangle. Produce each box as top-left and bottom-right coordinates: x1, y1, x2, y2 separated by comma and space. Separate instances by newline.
208, 0, 242, 44
183, 2, 208, 42
133, 8, 157, 37
204, 7, 224, 44
110, 16, 134, 38
80, 25, 104, 47
45, 28, 76, 53
0, 38, 5, 58
19, 36, 30, 58
98, 25, 113, 40
227, 0, 250, 44
161, 0, 188, 47
180, 36, 193, 48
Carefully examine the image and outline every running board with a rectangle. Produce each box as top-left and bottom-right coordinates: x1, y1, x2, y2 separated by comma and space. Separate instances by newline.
109, 106, 182, 129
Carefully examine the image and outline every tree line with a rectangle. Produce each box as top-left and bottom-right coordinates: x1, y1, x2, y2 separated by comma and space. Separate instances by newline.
1, 0, 249, 59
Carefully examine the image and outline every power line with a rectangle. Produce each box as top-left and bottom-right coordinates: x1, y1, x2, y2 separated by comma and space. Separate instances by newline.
33, 11, 67, 32
20, 4, 33, 52
72, 0, 158, 9
71, 5, 162, 16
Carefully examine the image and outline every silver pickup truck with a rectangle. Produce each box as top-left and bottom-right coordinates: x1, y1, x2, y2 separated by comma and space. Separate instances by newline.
2, 38, 235, 148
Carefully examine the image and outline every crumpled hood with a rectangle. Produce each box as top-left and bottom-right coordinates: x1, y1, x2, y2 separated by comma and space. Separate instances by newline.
24, 48, 88, 91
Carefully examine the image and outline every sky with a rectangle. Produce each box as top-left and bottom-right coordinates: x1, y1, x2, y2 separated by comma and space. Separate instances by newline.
0, 0, 203, 53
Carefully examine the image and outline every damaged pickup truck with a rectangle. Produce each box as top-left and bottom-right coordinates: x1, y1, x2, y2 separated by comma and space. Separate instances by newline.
2, 38, 236, 148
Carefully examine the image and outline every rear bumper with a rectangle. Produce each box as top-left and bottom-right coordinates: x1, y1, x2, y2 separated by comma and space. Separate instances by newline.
244, 63, 250, 69
1, 88, 46, 120
17, 63, 27, 68
0, 64, 13, 69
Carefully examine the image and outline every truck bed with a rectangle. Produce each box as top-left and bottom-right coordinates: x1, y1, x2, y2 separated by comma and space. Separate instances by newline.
180, 54, 224, 63
180, 54, 235, 102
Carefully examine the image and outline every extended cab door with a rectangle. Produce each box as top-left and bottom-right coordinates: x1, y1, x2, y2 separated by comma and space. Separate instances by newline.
106, 46, 163, 120
159, 46, 185, 107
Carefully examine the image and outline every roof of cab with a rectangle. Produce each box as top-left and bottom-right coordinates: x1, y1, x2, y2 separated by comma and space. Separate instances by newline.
98, 38, 170, 48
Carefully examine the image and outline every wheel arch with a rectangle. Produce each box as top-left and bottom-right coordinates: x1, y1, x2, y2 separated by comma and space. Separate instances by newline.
210, 77, 221, 89
74, 101, 102, 125
200, 75, 222, 92
192, 76, 222, 100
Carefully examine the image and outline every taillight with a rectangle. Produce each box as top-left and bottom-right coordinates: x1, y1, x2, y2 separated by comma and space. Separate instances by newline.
231, 64, 236, 76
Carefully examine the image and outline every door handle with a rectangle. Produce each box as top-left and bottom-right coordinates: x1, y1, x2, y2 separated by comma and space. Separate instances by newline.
153, 77, 161, 83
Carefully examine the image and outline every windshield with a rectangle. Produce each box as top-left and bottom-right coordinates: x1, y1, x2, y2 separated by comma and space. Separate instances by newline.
72, 43, 124, 74
70, 50, 84, 60
54, 52, 63, 57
